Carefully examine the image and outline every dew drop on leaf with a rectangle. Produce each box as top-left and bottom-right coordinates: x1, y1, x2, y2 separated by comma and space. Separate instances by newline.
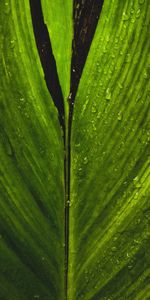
117, 112, 123, 121
122, 12, 130, 21
106, 88, 111, 100
136, 9, 141, 18
4, 2, 10, 15
128, 265, 133, 270
10, 40, 15, 49
125, 53, 131, 63
133, 176, 141, 188
75, 143, 80, 148
118, 82, 123, 89
83, 157, 88, 165
92, 106, 97, 113
111, 246, 117, 252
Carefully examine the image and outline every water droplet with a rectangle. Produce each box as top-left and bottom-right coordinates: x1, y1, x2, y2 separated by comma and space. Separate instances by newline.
143, 68, 150, 79
134, 191, 139, 199
83, 157, 88, 165
133, 239, 140, 245
133, 176, 141, 188
68, 93, 72, 100
4, 2, 10, 14
111, 246, 117, 252
136, 218, 141, 224
130, 6, 135, 14
118, 82, 123, 89
20, 97, 25, 102
117, 112, 123, 121
24, 112, 29, 119
10, 40, 15, 49
122, 12, 130, 21
111, 52, 115, 59
106, 88, 111, 100
103, 47, 107, 53
34, 296, 40, 299
92, 106, 97, 113
75, 143, 80, 148
136, 9, 141, 18
125, 53, 131, 63
128, 265, 133, 270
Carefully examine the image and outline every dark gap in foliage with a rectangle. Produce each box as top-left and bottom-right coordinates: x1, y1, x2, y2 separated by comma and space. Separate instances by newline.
70, 0, 104, 103
29, 0, 65, 134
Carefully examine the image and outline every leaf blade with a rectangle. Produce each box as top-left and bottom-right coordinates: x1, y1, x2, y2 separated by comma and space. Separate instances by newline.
70, 0, 150, 299
41, 0, 73, 114
0, 1, 65, 299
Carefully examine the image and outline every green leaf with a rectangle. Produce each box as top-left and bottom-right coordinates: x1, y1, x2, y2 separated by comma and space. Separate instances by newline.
1, 0, 150, 299
69, 0, 150, 299
41, 0, 73, 114
0, 1, 65, 299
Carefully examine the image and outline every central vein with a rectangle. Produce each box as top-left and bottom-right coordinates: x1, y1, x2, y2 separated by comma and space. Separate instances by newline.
29, 0, 104, 298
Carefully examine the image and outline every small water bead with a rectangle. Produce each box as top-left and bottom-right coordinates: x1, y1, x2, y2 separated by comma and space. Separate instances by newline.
83, 157, 88, 165
10, 40, 15, 49
128, 265, 133, 270
97, 113, 101, 120
125, 53, 131, 63
106, 88, 111, 100
111, 53, 116, 59
143, 70, 150, 80
117, 111, 123, 121
136, 9, 141, 19
133, 176, 141, 188
4, 2, 10, 14
92, 106, 97, 113
134, 191, 139, 200
75, 143, 81, 149
49, 153, 54, 161
118, 82, 123, 89
136, 218, 141, 225
24, 111, 29, 119
122, 12, 130, 21
131, 16, 136, 24
68, 92, 72, 100
103, 47, 107, 54
20, 97, 25, 102
111, 246, 117, 252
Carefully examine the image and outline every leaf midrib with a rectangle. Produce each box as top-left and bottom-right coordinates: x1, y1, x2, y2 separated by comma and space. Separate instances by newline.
29, 1, 105, 298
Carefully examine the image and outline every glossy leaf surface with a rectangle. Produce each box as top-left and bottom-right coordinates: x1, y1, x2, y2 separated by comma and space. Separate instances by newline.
0, 1, 64, 299
0, 0, 150, 299
70, 0, 150, 299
